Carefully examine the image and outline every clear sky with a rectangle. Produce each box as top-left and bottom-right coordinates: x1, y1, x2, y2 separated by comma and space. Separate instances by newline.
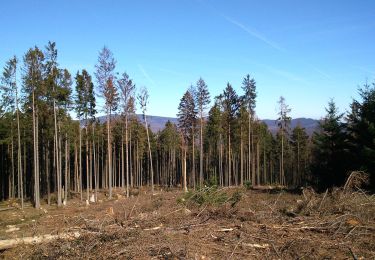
1, 0, 374, 119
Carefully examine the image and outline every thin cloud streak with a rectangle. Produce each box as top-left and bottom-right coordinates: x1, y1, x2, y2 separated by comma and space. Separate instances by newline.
138, 64, 156, 86
269, 67, 309, 85
158, 67, 186, 77
310, 66, 332, 80
223, 15, 285, 52
247, 60, 309, 85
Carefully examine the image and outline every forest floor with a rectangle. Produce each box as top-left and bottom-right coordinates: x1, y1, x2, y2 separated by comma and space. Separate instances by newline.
0, 185, 374, 259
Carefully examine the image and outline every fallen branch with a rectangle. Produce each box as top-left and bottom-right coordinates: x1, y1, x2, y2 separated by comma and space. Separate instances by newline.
0, 231, 80, 251
318, 189, 329, 211
242, 242, 270, 249
215, 228, 233, 232
143, 225, 163, 231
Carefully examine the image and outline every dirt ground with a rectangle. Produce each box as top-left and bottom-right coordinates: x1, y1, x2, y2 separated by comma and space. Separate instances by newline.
0, 186, 374, 259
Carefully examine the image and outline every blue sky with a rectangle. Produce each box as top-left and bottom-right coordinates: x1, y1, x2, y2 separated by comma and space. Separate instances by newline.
1, 0, 374, 119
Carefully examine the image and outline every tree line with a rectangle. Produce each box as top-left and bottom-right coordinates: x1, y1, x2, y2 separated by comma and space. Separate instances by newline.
0, 42, 374, 208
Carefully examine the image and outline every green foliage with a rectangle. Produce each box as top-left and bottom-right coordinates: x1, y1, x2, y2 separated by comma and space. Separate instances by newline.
244, 180, 252, 190
195, 78, 210, 116
228, 190, 243, 207
242, 74, 257, 115
221, 83, 240, 126
159, 120, 179, 152
205, 175, 219, 187
277, 96, 291, 134
0, 56, 17, 113
95, 47, 118, 112
177, 89, 197, 143
177, 186, 242, 208
347, 83, 375, 189
75, 69, 96, 120
311, 99, 348, 189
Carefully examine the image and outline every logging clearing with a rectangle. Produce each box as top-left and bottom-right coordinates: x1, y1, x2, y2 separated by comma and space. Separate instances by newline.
1, 184, 374, 259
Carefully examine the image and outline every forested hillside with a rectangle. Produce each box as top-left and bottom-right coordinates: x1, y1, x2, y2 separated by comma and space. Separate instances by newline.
94, 115, 318, 134
0, 42, 374, 207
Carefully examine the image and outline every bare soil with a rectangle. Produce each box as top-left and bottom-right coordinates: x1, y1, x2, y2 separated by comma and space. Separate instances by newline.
0, 187, 374, 259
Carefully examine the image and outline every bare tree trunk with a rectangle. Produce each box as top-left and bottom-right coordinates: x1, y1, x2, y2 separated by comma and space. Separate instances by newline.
129, 130, 133, 187
297, 137, 300, 187
228, 126, 231, 186
144, 116, 154, 194
79, 126, 82, 200
64, 135, 68, 204
32, 89, 40, 208
121, 131, 125, 191
15, 94, 23, 208
219, 136, 223, 187
240, 126, 244, 186
257, 140, 260, 185
107, 110, 112, 199
183, 147, 187, 192
74, 142, 78, 192
263, 143, 266, 185
54, 98, 62, 207
281, 131, 284, 186
58, 123, 62, 204
192, 133, 195, 189
94, 130, 98, 202
248, 113, 252, 186
47, 142, 50, 205
86, 125, 89, 203
199, 116, 203, 187
11, 132, 14, 198
251, 128, 255, 186
125, 115, 129, 197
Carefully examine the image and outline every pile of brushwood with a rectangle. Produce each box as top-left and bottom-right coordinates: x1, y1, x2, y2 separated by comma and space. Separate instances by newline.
177, 185, 243, 208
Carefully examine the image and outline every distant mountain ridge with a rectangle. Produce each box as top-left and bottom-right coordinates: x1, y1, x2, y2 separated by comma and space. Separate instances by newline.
93, 114, 319, 135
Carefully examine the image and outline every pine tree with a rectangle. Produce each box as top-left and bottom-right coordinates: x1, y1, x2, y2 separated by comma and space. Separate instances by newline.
205, 102, 223, 185
138, 87, 154, 193
75, 69, 95, 202
312, 100, 347, 189
1, 56, 24, 208
195, 78, 210, 187
277, 96, 291, 186
159, 121, 179, 186
291, 124, 309, 186
347, 83, 375, 189
22, 47, 45, 208
242, 74, 257, 186
95, 46, 118, 199
118, 72, 135, 197
177, 90, 197, 191
237, 104, 249, 186
221, 83, 240, 186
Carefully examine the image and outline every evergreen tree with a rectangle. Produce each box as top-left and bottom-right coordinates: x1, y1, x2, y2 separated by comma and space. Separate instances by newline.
1, 56, 23, 207
241, 74, 257, 186
312, 100, 348, 189
138, 87, 154, 193
159, 121, 179, 186
195, 78, 210, 187
75, 69, 95, 202
118, 72, 135, 197
291, 124, 309, 186
205, 102, 223, 185
277, 96, 291, 186
95, 46, 118, 199
347, 83, 375, 189
220, 83, 240, 186
177, 90, 197, 190
22, 47, 45, 208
